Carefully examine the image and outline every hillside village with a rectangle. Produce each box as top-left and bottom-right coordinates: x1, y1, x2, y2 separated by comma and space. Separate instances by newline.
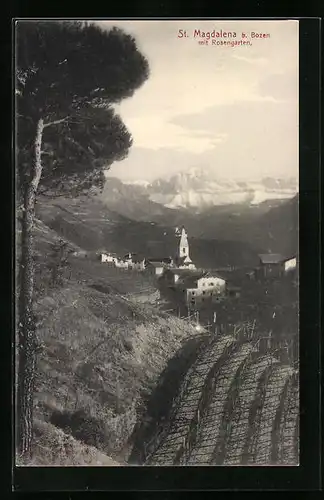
21, 200, 299, 468
98, 225, 297, 319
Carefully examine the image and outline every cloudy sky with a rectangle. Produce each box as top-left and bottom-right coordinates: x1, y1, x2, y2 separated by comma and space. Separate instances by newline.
96, 20, 299, 182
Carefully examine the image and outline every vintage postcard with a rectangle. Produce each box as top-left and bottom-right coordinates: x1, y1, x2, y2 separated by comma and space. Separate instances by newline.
15, 19, 299, 467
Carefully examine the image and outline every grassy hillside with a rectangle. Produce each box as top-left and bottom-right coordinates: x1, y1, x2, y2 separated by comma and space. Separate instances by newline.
35, 195, 129, 252
16, 214, 204, 465
23, 419, 122, 466
32, 282, 203, 464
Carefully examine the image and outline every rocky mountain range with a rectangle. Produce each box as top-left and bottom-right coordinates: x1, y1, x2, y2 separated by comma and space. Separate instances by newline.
103, 167, 298, 211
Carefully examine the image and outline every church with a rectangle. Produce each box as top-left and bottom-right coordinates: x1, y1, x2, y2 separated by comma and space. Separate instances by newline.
175, 227, 196, 270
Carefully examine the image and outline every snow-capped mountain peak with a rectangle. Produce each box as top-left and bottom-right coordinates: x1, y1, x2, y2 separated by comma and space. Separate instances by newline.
104, 167, 298, 211
144, 168, 297, 209
122, 179, 151, 188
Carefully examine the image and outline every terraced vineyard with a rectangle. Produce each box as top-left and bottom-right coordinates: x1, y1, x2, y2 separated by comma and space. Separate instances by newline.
141, 333, 299, 466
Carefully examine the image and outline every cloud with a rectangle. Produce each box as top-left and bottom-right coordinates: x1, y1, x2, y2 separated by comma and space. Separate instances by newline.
169, 99, 298, 179
231, 54, 268, 66
98, 20, 298, 181
122, 115, 228, 154
109, 98, 298, 181
108, 146, 201, 181
257, 72, 298, 101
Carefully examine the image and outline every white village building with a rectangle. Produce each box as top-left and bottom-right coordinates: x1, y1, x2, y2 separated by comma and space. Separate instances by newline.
114, 258, 129, 269
124, 253, 146, 271
284, 256, 297, 273
186, 273, 227, 307
146, 257, 173, 276
146, 261, 166, 276
100, 252, 116, 263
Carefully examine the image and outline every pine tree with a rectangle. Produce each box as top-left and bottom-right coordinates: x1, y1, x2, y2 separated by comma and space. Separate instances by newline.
15, 20, 149, 459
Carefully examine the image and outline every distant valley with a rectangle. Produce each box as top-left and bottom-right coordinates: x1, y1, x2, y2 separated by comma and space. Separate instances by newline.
97, 169, 298, 258
36, 183, 298, 272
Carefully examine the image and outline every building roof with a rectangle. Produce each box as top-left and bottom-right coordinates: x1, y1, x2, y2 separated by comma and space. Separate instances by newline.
147, 257, 173, 264
259, 253, 286, 264
285, 255, 297, 262
124, 252, 145, 262
166, 269, 205, 282
175, 256, 190, 264
148, 261, 166, 268
177, 276, 201, 288
201, 270, 228, 281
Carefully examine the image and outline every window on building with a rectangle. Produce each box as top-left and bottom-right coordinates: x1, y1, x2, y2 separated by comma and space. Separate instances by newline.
192, 291, 195, 295
183, 248, 186, 253
203, 291, 205, 295
210, 282, 214, 286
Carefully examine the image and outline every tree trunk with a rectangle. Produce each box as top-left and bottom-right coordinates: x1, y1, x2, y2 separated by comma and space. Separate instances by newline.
17, 118, 44, 460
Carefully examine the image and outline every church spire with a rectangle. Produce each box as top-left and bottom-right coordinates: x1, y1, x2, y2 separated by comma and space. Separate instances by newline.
175, 226, 195, 268
179, 226, 189, 260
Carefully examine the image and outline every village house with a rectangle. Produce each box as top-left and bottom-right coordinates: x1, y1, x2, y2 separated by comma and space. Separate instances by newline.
226, 283, 241, 298
123, 253, 146, 271
257, 254, 297, 279
114, 258, 129, 269
161, 268, 202, 288
99, 252, 117, 264
145, 257, 173, 276
148, 257, 174, 266
99, 252, 127, 268
284, 256, 297, 273
99, 250, 146, 271
146, 260, 166, 276
186, 272, 227, 307
133, 259, 146, 271
176, 256, 196, 269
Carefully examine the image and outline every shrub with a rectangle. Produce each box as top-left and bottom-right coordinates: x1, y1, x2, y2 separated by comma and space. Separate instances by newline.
50, 408, 107, 449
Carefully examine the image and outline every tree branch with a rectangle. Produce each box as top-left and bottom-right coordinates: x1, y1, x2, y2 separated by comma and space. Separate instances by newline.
43, 117, 69, 128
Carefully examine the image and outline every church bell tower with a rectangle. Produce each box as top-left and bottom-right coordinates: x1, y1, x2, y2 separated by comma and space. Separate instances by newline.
179, 227, 190, 260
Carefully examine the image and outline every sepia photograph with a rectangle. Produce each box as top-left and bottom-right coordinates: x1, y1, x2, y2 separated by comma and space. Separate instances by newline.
15, 19, 299, 467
